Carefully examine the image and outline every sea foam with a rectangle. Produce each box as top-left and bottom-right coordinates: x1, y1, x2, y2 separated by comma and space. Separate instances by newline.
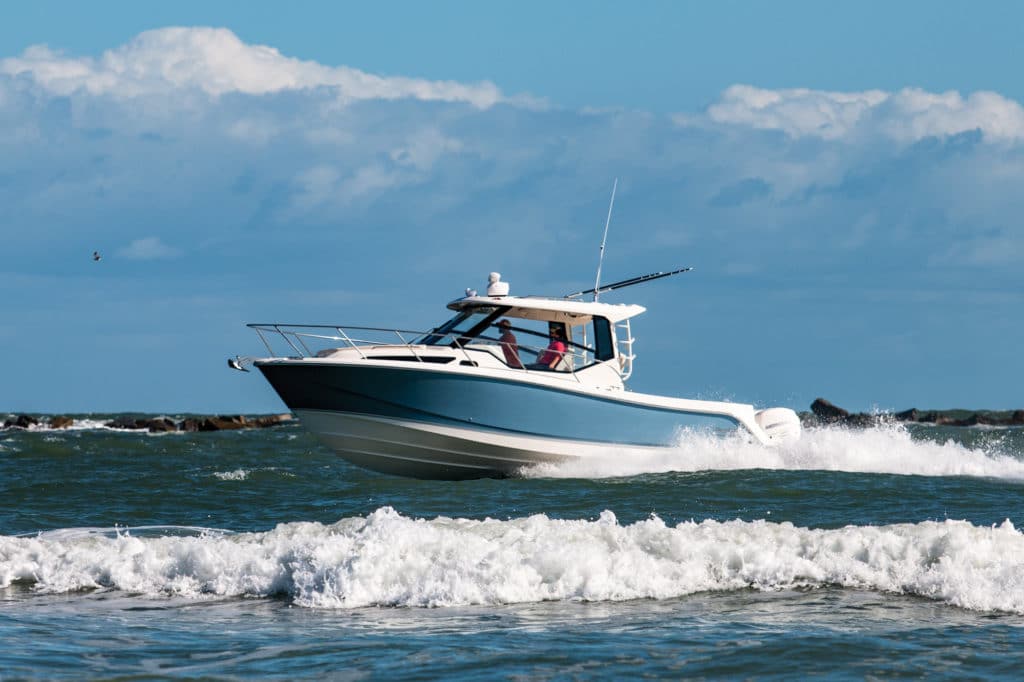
3, 508, 1024, 613
521, 423, 1024, 480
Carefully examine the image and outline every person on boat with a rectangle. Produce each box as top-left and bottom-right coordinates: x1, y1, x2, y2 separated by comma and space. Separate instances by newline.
529, 325, 567, 370
497, 319, 523, 368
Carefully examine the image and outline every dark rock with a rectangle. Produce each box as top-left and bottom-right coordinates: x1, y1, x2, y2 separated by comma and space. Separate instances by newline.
845, 412, 881, 428
177, 414, 292, 431
179, 418, 201, 432
806, 400, 888, 428
142, 417, 177, 433
49, 416, 74, 429
0, 412, 296, 432
5, 414, 40, 429
198, 415, 248, 431
798, 411, 818, 427
811, 398, 849, 423
107, 416, 146, 430
865, 406, 1024, 428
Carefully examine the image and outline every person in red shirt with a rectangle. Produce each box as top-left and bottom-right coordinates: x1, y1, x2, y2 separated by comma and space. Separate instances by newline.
497, 319, 523, 368
532, 326, 567, 370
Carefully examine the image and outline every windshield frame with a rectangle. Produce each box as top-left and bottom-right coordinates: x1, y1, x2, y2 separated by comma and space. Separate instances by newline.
417, 306, 509, 347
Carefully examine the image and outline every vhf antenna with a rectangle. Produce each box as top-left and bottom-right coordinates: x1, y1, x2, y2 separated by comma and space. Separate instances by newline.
566, 177, 691, 300
592, 178, 617, 302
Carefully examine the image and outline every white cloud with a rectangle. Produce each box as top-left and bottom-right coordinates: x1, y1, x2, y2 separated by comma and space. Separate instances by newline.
117, 237, 182, 260
876, 89, 1024, 143
2, 27, 1023, 297
0, 27, 504, 108
701, 84, 1024, 142
705, 84, 888, 140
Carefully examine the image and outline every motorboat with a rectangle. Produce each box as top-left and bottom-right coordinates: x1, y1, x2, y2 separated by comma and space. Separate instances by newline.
231, 272, 801, 479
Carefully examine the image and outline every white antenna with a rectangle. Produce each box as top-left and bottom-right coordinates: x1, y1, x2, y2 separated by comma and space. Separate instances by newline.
593, 177, 617, 302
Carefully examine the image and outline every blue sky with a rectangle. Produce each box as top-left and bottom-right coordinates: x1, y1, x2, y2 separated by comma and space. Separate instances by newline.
1, 2, 1021, 414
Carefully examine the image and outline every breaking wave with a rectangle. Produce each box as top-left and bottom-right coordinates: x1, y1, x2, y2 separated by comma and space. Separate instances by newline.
3, 508, 1024, 613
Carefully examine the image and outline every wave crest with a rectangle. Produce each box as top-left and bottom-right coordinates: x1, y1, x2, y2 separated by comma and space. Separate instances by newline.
3, 508, 1023, 613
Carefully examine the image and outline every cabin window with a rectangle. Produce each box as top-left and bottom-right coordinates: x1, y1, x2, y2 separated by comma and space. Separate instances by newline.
478, 317, 567, 365
593, 317, 614, 361
420, 308, 617, 369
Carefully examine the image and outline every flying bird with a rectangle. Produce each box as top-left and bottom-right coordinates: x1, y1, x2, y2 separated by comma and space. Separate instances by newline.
92, 251, 101, 262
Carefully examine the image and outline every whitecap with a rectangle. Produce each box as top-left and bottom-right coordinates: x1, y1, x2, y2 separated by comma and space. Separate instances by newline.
214, 469, 249, 481
3, 509, 1024, 614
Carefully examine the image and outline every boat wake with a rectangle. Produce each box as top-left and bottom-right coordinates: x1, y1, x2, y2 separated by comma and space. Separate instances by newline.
519, 422, 1024, 480
3, 507, 1024, 613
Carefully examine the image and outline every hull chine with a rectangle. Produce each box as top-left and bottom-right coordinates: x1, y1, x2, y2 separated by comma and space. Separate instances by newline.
295, 410, 581, 480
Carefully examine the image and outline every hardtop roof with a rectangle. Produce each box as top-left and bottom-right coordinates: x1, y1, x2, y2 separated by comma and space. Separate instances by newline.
448, 295, 646, 324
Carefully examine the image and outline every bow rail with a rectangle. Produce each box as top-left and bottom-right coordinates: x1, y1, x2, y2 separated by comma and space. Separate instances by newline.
244, 323, 603, 382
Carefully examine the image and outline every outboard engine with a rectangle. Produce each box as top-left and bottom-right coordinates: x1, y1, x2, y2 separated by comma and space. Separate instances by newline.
755, 407, 802, 446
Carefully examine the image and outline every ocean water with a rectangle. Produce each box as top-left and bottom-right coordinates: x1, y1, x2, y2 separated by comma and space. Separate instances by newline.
2, 417, 1024, 679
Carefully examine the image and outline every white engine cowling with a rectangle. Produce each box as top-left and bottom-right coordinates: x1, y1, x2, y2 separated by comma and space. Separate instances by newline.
755, 407, 802, 446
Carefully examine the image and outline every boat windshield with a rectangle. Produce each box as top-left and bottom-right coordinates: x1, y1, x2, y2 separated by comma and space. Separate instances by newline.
417, 307, 504, 347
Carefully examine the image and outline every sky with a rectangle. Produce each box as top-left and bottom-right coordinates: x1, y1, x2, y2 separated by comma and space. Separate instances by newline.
1, 2, 1022, 414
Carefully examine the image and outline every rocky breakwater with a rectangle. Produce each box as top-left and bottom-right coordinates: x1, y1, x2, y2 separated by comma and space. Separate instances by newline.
806, 398, 1024, 428
1, 413, 295, 433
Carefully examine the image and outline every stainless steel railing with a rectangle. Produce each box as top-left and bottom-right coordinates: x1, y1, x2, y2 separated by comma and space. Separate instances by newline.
246, 323, 594, 380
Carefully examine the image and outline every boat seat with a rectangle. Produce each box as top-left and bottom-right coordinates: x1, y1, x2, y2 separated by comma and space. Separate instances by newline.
552, 354, 573, 372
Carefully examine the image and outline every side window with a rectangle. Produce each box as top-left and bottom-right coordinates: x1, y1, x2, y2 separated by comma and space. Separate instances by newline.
501, 319, 565, 363
593, 317, 614, 361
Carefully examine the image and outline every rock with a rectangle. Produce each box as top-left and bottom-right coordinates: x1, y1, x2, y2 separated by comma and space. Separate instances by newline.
252, 413, 294, 428
830, 404, 1024, 428
179, 418, 200, 432
142, 417, 177, 433
811, 398, 849, 423
0, 413, 296, 432
845, 412, 881, 428
181, 414, 294, 431
5, 414, 40, 429
805, 400, 888, 428
198, 415, 248, 431
107, 416, 146, 430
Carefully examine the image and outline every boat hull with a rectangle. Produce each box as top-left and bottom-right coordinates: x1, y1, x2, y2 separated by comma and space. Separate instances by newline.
293, 410, 667, 479
256, 361, 743, 479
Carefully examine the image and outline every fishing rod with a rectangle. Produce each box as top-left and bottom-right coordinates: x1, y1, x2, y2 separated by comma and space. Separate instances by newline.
564, 266, 693, 299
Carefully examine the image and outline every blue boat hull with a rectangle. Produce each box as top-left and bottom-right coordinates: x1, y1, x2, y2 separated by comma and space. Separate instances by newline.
256, 361, 740, 478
